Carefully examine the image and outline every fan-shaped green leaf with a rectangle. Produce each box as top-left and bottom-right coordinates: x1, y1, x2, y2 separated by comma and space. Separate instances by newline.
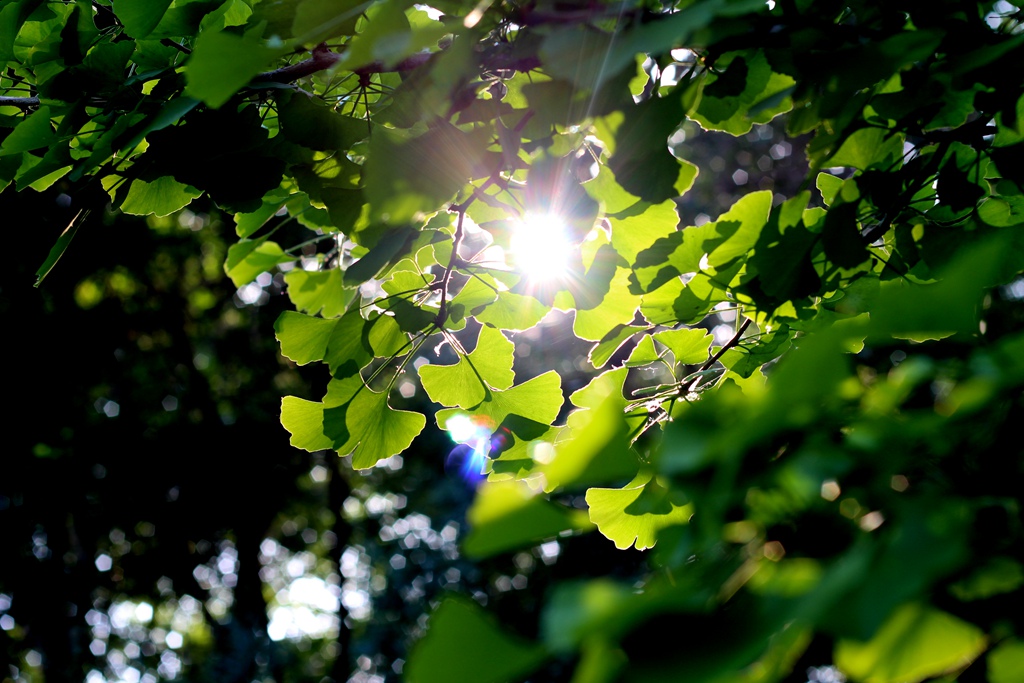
284, 268, 352, 318
654, 328, 712, 365
281, 377, 426, 468
586, 472, 692, 550
224, 239, 292, 287
275, 311, 337, 365
436, 371, 563, 440
475, 290, 551, 331
121, 177, 201, 217
185, 31, 278, 109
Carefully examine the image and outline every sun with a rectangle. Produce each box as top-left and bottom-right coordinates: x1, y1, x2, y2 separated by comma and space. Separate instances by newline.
509, 212, 575, 282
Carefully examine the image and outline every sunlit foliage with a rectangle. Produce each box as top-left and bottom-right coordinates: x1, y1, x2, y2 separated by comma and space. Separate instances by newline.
6, 0, 1024, 681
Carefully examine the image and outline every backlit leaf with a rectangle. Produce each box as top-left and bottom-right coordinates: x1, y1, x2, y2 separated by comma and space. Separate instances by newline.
654, 328, 712, 365
224, 239, 292, 287
120, 177, 201, 217
586, 472, 692, 550
463, 480, 593, 558
281, 378, 426, 468
274, 311, 337, 365
284, 268, 353, 318
835, 604, 986, 683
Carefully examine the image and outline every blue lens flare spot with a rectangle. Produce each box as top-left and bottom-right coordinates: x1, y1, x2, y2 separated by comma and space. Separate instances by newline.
443, 413, 506, 486
445, 443, 488, 485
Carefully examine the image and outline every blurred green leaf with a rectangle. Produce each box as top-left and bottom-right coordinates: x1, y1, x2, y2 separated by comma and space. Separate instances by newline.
406, 597, 548, 683
463, 480, 593, 558
541, 393, 638, 492
988, 639, 1024, 683
835, 604, 986, 683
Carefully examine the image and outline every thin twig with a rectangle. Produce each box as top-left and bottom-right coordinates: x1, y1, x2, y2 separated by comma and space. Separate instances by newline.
253, 45, 434, 84
160, 39, 191, 54
435, 199, 474, 327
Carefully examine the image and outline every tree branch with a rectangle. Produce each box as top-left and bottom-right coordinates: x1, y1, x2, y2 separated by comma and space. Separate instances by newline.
434, 200, 472, 328
252, 44, 434, 84
0, 96, 40, 109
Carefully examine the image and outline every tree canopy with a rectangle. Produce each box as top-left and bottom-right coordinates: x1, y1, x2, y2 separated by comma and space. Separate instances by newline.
6, 0, 1024, 681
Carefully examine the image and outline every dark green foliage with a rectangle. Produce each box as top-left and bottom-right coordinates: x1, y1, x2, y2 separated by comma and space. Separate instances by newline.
6, 0, 1024, 681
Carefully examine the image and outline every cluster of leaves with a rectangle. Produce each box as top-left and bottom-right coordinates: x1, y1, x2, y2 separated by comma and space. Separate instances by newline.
9, 0, 1024, 680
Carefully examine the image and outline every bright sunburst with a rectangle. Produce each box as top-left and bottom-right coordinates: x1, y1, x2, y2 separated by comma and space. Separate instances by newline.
510, 212, 575, 281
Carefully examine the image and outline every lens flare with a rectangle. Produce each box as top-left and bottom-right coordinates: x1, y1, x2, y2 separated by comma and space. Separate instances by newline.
511, 213, 574, 281
443, 414, 497, 486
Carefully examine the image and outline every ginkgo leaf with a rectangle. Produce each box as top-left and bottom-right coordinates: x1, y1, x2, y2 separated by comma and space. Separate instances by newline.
469, 326, 516, 390
224, 239, 292, 287
475, 290, 552, 331
284, 269, 353, 318
436, 371, 563, 441
705, 190, 772, 268
368, 314, 408, 358
654, 328, 713, 365
234, 192, 292, 238
420, 356, 487, 408
835, 604, 986, 683
420, 326, 515, 408
185, 31, 279, 109
624, 335, 661, 367
609, 199, 680, 264
274, 311, 337, 365
342, 387, 426, 468
589, 325, 645, 369
324, 310, 375, 374
541, 394, 638, 492
574, 266, 643, 342
120, 177, 201, 217
0, 106, 54, 156
281, 376, 426, 468
446, 277, 499, 327
586, 472, 692, 550
463, 480, 593, 558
